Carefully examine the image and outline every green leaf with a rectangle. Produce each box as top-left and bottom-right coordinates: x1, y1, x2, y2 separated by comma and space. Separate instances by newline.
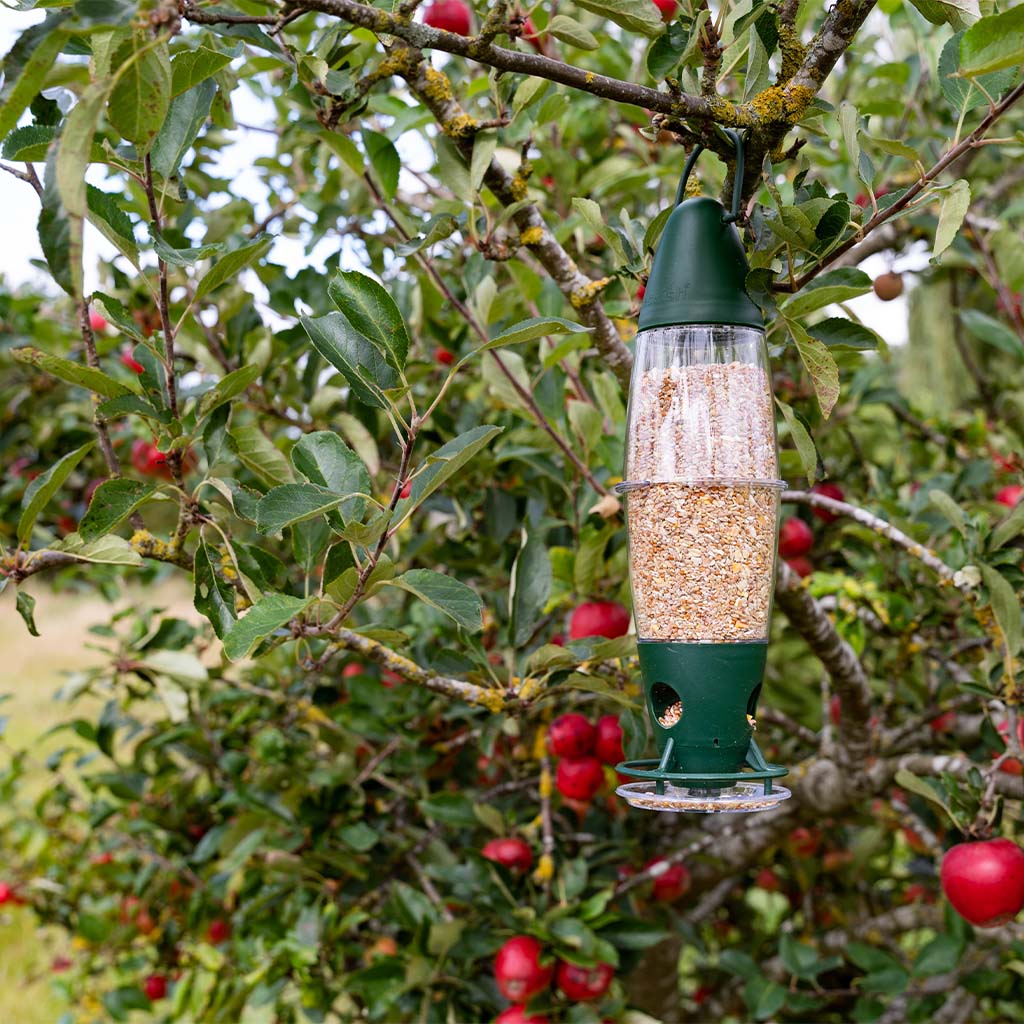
780, 934, 826, 980
79, 479, 158, 542
547, 15, 599, 49
16, 592, 39, 637
980, 563, 1022, 656
479, 316, 591, 353
193, 541, 236, 639
929, 488, 967, 536
753, 980, 787, 1020
939, 32, 1017, 111
912, 935, 963, 977
2, 123, 57, 161
0, 28, 69, 142
838, 101, 860, 170
18, 440, 95, 545
399, 426, 504, 510
847, 944, 901, 973
197, 363, 261, 421
150, 78, 216, 179
327, 270, 411, 373
387, 569, 483, 632
194, 235, 273, 302
255, 484, 348, 534
291, 431, 370, 522
783, 318, 841, 419
960, 310, 1024, 358
960, 5, 1024, 75
574, 0, 664, 36
394, 214, 459, 256
364, 130, 400, 200
222, 593, 314, 661
781, 268, 872, 317
907, 0, 978, 30
991, 500, 1024, 550
107, 36, 171, 151
87, 185, 139, 267
228, 425, 294, 488
510, 529, 552, 646
170, 45, 236, 97
932, 179, 970, 261
893, 768, 953, 815
572, 197, 627, 264
300, 312, 401, 409
511, 76, 549, 118
776, 399, 817, 485
12, 347, 131, 400
92, 292, 146, 341
469, 129, 497, 195
807, 317, 881, 351
51, 533, 143, 566
339, 822, 379, 852
38, 191, 72, 296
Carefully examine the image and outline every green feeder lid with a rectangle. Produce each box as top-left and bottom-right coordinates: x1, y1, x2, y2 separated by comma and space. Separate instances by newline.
638, 131, 763, 333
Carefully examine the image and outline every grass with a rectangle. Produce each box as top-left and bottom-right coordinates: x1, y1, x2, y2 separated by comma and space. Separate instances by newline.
0, 578, 193, 1023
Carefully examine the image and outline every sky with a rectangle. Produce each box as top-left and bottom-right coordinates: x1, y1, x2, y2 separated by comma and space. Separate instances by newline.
0, 13, 920, 344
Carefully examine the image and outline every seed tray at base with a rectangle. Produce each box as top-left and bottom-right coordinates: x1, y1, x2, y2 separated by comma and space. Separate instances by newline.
615, 779, 791, 813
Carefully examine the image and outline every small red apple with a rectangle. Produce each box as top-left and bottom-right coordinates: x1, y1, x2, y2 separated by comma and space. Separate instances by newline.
996, 718, 1024, 775
342, 663, 363, 678
568, 600, 630, 640
521, 16, 544, 52
594, 715, 624, 765
89, 309, 108, 332
555, 756, 604, 801
0, 882, 19, 906
829, 694, 841, 726
496, 1007, 550, 1024
785, 555, 814, 578
550, 633, 565, 647
399, 480, 412, 499
135, 909, 156, 935
482, 837, 533, 874
120, 348, 144, 374
810, 482, 844, 522
636, 283, 646, 301
788, 827, 821, 857
778, 517, 813, 558
494, 936, 553, 1002
940, 838, 1024, 927
555, 959, 614, 1001
547, 713, 595, 758
929, 711, 956, 733
651, 0, 678, 21
51, 956, 72, 973
434, 346, 455, 366
646, 858, 690, 902
996, 485, 1024, 508
207, 918, 231, 944
143, 974, 168, 1001
754, 867, 780, 892
423, 0, 471, 34
901, 882, 935, 905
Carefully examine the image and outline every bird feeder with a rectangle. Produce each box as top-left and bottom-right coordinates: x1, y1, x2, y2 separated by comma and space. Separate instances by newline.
614, 132, 790, 814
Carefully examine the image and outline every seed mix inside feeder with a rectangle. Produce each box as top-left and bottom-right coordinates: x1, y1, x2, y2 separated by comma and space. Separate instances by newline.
615, 131, 791, 814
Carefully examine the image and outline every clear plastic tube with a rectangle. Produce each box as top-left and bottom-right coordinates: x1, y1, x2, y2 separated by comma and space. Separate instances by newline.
622, 325, 780, 642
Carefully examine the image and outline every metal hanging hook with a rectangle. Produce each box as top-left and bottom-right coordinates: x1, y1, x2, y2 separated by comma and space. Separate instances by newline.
673, 129, 746, 224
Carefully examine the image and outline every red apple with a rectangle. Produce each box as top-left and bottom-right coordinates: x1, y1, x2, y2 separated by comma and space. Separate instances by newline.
810, 482, 844, 522
496, 1007, 549, 1024
755, 867, 780, 892
521, 16, 544, 52
651, 0, 678, 21
568, 600, 630, 640
399, 480, 412, 499
89, 309, 108, 332
143, 974, 168, 1001
207, 918, 231, 944
434, 346, 455, 366
594, 715, 624, 765
778, 517, 813, 558
482, 837, 533, 874
996, 718, 1024, 775
902, 882, 935, 905
555, 960, 614, 1001
494, 936, 553, 1002
550, 633, 565, 647
646, 857, 690, 902
547, 713, 595, 758
940, 838, 1024, 927
0, 882, 19, 905
423, 0, 471, 34
785, 555, 814, 578
996, 485, 1024, 508
120, 348, 144, 374
556, 756, 604, 801
829, 694, 841, 726
873, 272, 903, 301
636, 283, 646, 301
929, 711, 956, 733
131, 439, 173, 480
342, 663, 363, 678
788, 827, 821, 857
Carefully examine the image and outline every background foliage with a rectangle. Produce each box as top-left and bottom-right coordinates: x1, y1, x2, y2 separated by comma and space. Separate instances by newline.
2, 0, 1024, 1019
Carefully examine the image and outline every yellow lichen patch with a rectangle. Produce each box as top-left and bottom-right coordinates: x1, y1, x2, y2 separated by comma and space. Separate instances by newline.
777, 25, 807, 82
539, 766, 553, 798
421, 66, 453, 104
444, 113, 479, 138
477, 689, 506, 713
130, 530, 175, 561
509, 172, 529, 201
519, 225, 544, 246
533, 853, 555, 882
585, 72, 596, 83
532, 726, 547, 761
570, 277, 612, 309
